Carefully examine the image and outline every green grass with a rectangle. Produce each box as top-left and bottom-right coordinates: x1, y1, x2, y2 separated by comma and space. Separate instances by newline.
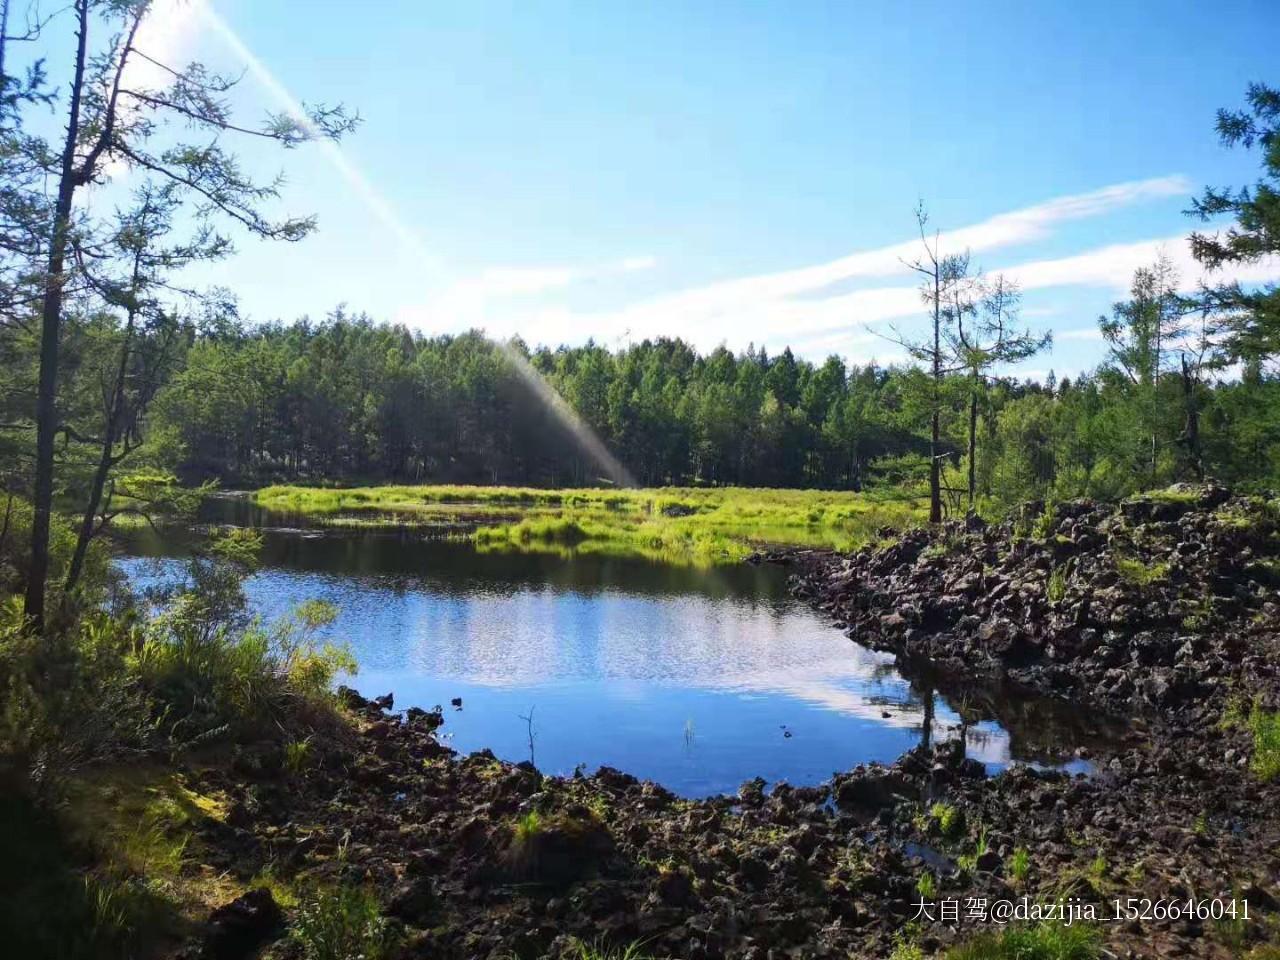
946, 922, 1101, 960
916, 870, 936, 899
929, 801, 962, 838
1224, 700, 1280, 782
563, 940, 658, 960
1047, 564, 1068, 602
255, 483, 927, 564
284, 737, 313, 776
1009, 845, 1031, 886
1114, 555, 1170, 585
956, 825, 989, 874
513, 810, 545, 845
290, 883, 396, 960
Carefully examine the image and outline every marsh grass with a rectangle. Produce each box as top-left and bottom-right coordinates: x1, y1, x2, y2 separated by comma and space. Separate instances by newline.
256, 483, 927, 564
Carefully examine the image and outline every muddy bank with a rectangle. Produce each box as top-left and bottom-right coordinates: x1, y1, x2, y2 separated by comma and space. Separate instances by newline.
175, 486, 1280, 959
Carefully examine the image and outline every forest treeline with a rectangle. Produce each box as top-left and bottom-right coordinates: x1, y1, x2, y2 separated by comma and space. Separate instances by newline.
147, 312, 1280, 504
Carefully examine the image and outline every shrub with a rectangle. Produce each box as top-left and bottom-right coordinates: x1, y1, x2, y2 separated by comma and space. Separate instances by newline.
134, 532, 354, 743
0, 602, 156, 791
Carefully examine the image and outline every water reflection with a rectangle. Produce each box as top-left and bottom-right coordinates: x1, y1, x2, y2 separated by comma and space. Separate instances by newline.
116, 505, 1112, 796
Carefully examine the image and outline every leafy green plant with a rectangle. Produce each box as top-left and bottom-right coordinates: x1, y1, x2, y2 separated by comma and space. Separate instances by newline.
1033, 503, 1059, 540
889, 941, 927, 960
1088, 853, 1107, 883
290, 884, 395, 960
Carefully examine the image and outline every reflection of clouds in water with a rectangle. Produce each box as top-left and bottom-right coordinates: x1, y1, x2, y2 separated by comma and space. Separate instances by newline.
117, 556, 1037, 768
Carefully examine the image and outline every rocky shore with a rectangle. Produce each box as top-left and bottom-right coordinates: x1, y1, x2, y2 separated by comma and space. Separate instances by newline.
785, 484, 1280, 723
180, 487, 1280, 960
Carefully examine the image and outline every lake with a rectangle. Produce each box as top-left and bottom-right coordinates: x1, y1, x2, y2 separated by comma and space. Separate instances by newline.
115, 496, 1107, 797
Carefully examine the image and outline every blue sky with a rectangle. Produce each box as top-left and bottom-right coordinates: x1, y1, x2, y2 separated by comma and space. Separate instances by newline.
53, 1, 1280, 375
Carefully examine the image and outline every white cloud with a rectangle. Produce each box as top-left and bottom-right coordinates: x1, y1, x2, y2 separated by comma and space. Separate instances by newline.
398, 176, 1195, 354
127, 0, 205, 92
1004, 234, 1280, 295
619, 255, 658, 272
394, 175, 1280, 364
1054, 327, 1105, 342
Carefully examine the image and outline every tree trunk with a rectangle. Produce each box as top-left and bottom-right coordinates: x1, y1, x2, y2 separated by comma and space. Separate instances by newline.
24, 0, 89, 633
967, 377, 978, 511
1181, 355, 1204, 482
65, 317, 134, 597
929, 271, 942, 524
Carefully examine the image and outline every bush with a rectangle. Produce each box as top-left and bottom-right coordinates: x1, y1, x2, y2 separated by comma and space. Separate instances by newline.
134, 531, 354, 743
0, 494, 113, 626
0, 601, 155, 792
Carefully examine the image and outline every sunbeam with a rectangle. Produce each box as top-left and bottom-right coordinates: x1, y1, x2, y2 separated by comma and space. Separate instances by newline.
193, 1, 633, 486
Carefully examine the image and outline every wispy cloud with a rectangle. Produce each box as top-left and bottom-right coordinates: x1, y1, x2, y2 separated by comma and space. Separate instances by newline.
397, 175, 1203, 354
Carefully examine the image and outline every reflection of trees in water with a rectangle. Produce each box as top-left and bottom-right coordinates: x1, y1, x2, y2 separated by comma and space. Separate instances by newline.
896, 658, 1122, 765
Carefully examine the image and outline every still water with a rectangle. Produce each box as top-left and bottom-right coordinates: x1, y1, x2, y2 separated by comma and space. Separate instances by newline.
116, 497, 1105, 797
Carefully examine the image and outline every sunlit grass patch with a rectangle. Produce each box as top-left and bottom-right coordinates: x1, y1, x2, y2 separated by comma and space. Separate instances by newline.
257, 483, 927, 564
1222, 699, 1280, 782
1113, 555, 1170, 585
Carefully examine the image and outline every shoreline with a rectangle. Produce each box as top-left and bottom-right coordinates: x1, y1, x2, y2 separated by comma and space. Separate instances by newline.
166, 485, 1280, 959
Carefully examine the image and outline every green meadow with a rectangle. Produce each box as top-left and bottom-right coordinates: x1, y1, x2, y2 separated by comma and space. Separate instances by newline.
253, 483, 928, 564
